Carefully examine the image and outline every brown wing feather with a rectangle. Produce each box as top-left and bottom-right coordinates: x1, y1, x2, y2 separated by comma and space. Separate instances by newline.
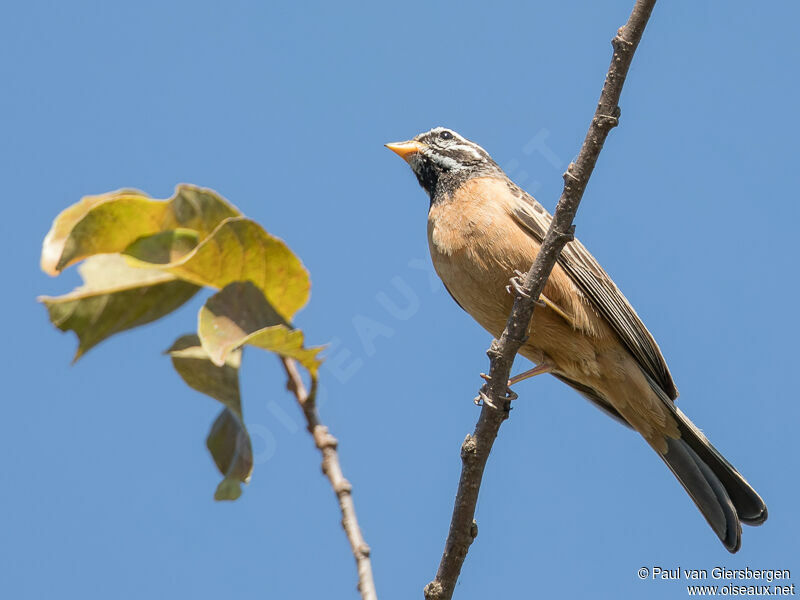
508, 185, 678, 400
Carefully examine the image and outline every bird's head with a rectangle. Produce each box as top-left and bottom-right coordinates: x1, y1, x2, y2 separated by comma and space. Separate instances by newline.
386, 127, 501, 200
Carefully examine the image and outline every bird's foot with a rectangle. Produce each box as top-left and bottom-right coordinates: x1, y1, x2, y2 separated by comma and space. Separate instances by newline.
474, 389, 497, 408
474, 384, 518, 409
506, 272, 530, 298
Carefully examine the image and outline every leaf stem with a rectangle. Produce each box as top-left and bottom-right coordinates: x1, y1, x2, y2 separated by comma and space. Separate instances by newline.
281, 358, 378, 600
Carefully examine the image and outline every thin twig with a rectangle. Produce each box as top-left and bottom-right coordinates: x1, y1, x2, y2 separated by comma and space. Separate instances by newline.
423, 1, 657, 598
281, 357, 378, 600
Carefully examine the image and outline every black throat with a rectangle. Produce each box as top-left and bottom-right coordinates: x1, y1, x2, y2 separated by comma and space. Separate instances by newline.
412, 157, 440, 200
413, 159, 498, 206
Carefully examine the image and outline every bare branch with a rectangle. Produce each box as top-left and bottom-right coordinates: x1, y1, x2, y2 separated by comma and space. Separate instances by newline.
281, 358, 378, 600
423, 1, 657, 598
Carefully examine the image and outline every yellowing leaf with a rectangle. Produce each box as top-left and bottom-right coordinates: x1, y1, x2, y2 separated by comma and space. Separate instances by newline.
42, 184, 241, 275
39, 254, 200, 360
152, 218, 310, 321
54, 196, 173, 272
40, 188, 148, 276
242, 327, 323, 376
167, 334, 252, 501
198, 281, 322, 374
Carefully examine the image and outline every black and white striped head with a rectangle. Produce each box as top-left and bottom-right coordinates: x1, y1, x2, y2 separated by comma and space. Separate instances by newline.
386, 127, 502, 200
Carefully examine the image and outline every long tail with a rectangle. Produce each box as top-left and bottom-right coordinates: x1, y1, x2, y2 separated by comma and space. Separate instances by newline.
555, 371, 767, 551
657, 394, 767, 553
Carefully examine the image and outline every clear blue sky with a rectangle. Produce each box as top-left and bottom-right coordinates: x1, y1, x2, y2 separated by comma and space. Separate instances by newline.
3, 1, 798, 598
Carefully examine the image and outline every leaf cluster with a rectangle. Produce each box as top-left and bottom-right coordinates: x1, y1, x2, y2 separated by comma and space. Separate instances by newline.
40, 185, 322, 499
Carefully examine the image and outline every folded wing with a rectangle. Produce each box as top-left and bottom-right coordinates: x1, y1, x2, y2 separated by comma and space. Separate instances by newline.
509, 186, 678, 400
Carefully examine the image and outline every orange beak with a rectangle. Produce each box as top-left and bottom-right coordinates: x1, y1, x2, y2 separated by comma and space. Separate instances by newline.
385, 140, 425, 161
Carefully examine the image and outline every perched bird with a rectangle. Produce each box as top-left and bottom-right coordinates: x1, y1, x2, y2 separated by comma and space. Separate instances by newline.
386, 127, 766, 552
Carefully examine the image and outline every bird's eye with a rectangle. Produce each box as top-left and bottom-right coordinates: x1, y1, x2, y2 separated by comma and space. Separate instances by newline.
439, 130, 453, 140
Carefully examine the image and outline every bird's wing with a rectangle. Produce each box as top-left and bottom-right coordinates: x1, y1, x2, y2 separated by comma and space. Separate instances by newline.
508, 187, 678, 400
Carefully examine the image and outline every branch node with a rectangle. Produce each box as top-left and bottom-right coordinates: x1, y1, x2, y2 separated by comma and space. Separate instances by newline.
312, 425, 338, 451
563, 164, 580, 183
470, 520, 479, 540
461, 434, 477, 460
356, 543, 371, 558
594, 113, 620, 129
424, 581, 444, 600
613, 31, 633, 50
334, 479, 353, 496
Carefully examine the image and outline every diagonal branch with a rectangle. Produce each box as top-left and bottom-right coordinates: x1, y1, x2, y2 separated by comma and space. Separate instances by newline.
423, 1, 658, 598
281, 358, 378, 600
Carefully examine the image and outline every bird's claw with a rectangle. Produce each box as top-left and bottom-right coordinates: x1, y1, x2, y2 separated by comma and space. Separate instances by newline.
474, 389, 498, 408
506, 274, 530, 298
474, 385, 517, 409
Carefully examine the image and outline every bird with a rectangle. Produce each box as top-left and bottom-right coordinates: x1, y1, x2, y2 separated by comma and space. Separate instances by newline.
386, 127, 766, 553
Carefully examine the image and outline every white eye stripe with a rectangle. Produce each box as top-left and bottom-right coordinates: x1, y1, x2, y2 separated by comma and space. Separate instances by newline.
446, 143, 482, 159
430, 153, 465, 170
419, 127, 491, 167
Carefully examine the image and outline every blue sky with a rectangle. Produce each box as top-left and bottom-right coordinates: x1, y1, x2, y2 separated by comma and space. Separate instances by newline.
2, 1, 799, 598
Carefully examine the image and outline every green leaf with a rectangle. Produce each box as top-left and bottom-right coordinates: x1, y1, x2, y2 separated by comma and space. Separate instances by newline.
39, 254, 200, 360
124, 228, 199, 264
207, 409, 253, 501
166, 185, 244, 239
142, 218, 310, 321
167, 334, 252, 501
198, 281, 323, 373
41, 184, 241, 275
167, 333, 243, 413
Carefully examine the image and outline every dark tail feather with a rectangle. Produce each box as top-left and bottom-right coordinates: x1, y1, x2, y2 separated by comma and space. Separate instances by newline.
564, 370, 767, 551
661, 435, 740, 551
659, 403, 767, 553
